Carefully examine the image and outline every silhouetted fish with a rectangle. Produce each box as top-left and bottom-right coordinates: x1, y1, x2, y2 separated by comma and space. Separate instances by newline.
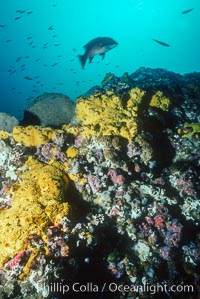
78, 37, 118, 69
182, 8, 194, 14
48, 25, 54, 30
24, 76, 32, 80
152, 39, 170, 47
0, 24, 6, 27
27, 11, 33, 14
14, 16, 21, 20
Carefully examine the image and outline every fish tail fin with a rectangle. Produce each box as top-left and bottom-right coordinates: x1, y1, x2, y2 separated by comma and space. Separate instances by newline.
78, 54, 87, 69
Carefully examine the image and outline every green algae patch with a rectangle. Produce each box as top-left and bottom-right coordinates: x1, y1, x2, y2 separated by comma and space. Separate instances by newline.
178, 122, 200, 138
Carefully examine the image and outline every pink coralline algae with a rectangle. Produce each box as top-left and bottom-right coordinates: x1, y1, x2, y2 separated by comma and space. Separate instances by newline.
138, 222, 152, 238
47, 224, 69, 258
110, 205, 120, 217
152, 177, 165, 186
161, 218, 183, 248
5, 250, 30, 271
108, 261, 124, 278
88, 175, 101, 193
52, 132, 65, 146
36, 142, 66, 162
0, 198, 12, 210
127, 142, 141, 158
175, 170, 197, 197
108, 169, 125, 185
159, 246, 171, 260
154, 214, 166, 229
138, 208, 183, 253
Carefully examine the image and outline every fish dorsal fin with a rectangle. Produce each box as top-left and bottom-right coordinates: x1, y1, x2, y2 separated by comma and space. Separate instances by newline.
89, 57, 94, 63
100, 53, 105, 60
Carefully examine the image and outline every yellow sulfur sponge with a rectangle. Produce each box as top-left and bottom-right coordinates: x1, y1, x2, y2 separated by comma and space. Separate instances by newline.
12, 125, 63, 147
149, 91, 170, 111
0, 130, 10, 139
0, 157, 69, 271
65, 88, 145, 142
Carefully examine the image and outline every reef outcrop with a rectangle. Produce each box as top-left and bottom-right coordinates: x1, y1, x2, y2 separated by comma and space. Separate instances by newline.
0, 68, 199, 299
22, 92, 75, 127
0, 112, 19, 132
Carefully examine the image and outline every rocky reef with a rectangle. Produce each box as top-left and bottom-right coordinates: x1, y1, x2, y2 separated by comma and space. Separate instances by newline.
22, 93, 75, 127
0, 112, 19, 133
0, 68, 199, 299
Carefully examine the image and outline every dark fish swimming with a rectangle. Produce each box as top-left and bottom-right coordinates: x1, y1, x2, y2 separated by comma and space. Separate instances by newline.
182, 8, 194, 15
152, 39, 170, 47
78, 37, 118, 69
48, 25, 54, 30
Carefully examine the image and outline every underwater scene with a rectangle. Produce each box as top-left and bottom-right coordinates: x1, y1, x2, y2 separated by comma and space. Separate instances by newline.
0, 0, 200, 298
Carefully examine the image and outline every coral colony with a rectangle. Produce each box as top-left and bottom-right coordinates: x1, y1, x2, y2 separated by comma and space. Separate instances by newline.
0, 68, 200, 298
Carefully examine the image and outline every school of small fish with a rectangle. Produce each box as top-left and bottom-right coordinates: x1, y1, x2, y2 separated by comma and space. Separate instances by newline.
0, 3, 195, 113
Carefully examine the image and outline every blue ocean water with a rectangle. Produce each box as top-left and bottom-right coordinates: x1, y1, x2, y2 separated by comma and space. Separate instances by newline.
0, 0, 199, 119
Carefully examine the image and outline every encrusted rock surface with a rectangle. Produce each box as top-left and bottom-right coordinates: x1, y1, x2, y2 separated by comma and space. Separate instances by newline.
0, 68, 199, 299
23, 93, 75, 127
